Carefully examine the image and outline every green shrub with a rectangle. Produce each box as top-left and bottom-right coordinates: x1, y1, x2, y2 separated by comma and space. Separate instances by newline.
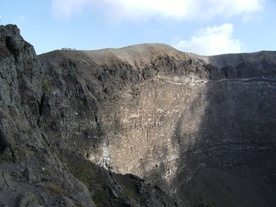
42, 80, 50, 94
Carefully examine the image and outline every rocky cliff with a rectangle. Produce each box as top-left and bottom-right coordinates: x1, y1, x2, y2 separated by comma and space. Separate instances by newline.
0, 25, 176, 207
0, 24, 275, 207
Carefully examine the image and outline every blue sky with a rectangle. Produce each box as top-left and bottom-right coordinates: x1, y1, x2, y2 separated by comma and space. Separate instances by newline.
1, 0, 275, 55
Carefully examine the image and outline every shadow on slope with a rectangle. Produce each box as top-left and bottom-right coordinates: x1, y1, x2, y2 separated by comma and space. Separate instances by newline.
59, 150, 177, 207
172, 52, 276, 207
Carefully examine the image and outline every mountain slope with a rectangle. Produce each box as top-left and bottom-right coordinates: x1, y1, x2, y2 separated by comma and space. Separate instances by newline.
0, 24, 275, 206
39, 42, 276, 206
0, 25, 176, 207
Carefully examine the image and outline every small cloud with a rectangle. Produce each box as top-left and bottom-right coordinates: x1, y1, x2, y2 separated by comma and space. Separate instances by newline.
173, 24, 244, 55
205, 0, 265, 19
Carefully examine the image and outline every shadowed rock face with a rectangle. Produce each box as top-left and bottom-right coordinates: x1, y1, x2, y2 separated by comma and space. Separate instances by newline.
0, 24, 276, 207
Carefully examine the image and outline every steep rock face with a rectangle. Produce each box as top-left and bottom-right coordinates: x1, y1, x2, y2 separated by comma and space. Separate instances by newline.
0, 25, 177, 207
0, 24, 96, 207
39, 44, 276, 206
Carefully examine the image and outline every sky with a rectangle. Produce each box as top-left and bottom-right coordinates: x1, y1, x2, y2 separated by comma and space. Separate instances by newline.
0, 0, 275, 55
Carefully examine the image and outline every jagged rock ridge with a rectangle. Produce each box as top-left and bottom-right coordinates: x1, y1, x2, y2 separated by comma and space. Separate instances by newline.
0, 24, 276, 207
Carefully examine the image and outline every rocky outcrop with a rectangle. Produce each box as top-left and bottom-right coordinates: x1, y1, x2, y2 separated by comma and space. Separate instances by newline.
0, 24, 96, 207
0, 25, 176, 207
0, 24, 275, 207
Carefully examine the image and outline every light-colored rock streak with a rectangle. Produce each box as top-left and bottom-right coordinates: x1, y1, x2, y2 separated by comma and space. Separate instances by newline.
98, 76, 208, 187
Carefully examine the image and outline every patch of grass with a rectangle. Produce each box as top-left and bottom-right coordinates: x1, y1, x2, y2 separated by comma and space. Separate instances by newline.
55, 151, 93, 186
46, 183, 70, 197
42, 79, 50, 94
66, 158, 93, 187
123, 188, 133, 199
92, 189, 110, 207
188, 195, 216, 207
59, 151, 111, 207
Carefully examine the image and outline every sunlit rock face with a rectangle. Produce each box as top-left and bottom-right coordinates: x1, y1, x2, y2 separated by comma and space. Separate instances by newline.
39, 43, 276, 206
98, 76, 208, 184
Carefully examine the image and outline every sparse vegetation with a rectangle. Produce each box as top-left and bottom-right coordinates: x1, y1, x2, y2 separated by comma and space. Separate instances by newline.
92, 189, 110, 207
46, 183, 70, 197
188, 195, 216, 207
42, 79, 50, 94
59, 152, 111, 207
123, 188, 133, 198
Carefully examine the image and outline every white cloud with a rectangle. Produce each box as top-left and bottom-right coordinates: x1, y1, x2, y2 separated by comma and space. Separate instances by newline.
206, 0, 264, 18
51, 0, 265, 21
105, 0, 200, 21
51, 0, 91, 19
173, 24, 244, 55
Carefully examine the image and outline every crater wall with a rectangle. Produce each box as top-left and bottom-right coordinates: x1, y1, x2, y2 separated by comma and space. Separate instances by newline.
39, 45, 276, 206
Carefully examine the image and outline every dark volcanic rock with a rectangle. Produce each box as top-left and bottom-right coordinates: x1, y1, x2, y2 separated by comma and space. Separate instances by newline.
0, 25, 176, 207
0, 24, 95, 207
1, 24, 276, 207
